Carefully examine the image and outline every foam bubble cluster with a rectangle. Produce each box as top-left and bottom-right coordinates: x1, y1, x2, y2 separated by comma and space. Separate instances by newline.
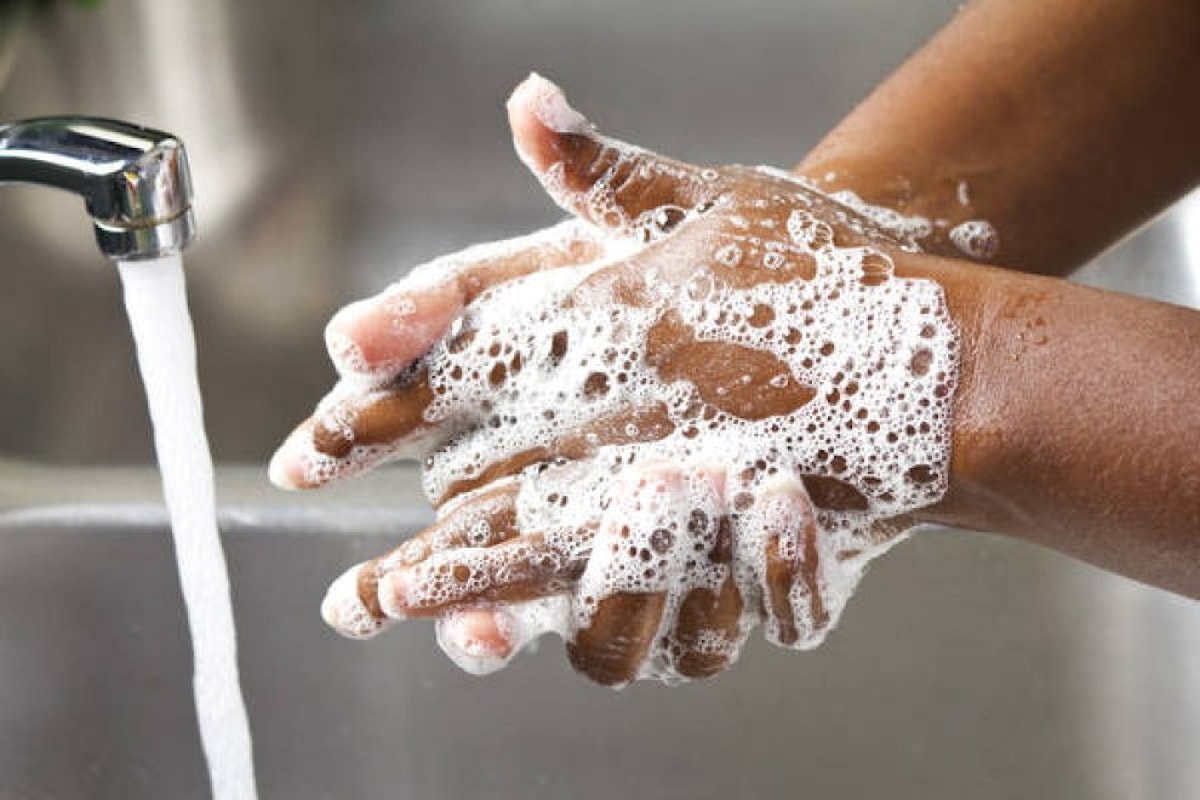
949, 219, 1000, 260
820, 183, 999, 263
828, 187, 934, 249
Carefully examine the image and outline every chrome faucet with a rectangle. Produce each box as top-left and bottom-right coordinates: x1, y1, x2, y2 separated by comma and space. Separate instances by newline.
0, 117, 194, 260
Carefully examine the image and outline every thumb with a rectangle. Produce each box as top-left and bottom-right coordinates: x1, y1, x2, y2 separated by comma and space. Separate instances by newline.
507, 73, 722, 238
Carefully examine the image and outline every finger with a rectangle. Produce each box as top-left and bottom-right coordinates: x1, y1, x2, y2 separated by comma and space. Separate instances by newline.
269, 369, 440, 490
565, 463, 689, 686
751, 477, 830, 649
325, 219, 607, 380
508, 73, 724, 237
318, 483, 523, 638
319, 558, 391, 640
664, 500, 746, 680
377, 533, 585, 620
634, 467, 745, 682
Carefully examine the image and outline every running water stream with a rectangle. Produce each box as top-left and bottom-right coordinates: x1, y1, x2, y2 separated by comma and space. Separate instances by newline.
118, 255, 258, 799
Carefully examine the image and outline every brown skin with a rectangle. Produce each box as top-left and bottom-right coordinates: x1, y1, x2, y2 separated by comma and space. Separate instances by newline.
908, 253, 1200, 597
797, 0, 1200, 276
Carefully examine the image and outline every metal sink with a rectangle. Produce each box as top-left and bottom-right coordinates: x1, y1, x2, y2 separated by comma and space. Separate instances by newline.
0, 1, 1197, 798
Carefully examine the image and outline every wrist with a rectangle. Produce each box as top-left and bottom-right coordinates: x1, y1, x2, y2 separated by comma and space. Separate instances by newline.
890, 251, 1033, 535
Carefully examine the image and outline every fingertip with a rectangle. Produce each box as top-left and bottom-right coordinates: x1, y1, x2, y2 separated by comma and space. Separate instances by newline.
435, 597, 570, 677
436, 608, 516, 676
321, 564, 389, 639
324, 282, 464, 379
268, 425, 316, 491
507, 72, 593, 174
508, 72, 592, 136
269, 412, 374, 492
567, 592, 666, 688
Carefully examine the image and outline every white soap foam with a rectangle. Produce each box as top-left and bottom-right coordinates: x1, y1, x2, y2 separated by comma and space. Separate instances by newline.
949, 219, 1000, 260
768, 172, 999, 263
119, 256, 258, 798
826, 187, 934, 248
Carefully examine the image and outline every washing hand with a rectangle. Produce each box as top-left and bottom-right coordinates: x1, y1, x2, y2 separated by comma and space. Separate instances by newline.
269, 74, 967, 685
272, 0, 1200, 687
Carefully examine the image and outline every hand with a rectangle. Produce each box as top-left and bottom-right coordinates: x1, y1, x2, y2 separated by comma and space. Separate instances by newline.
271, 74, 961, 685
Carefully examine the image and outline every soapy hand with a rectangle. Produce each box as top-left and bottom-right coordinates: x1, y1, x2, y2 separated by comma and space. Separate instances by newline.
271, 74, 961, 685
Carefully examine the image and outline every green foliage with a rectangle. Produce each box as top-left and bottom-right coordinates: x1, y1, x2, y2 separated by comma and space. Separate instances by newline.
22, 0, 103, 10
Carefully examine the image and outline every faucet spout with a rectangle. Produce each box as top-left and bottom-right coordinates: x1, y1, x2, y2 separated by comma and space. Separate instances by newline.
0, 117, 195, 260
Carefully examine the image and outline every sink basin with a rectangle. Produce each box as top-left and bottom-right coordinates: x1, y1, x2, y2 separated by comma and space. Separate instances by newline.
0, 1, 1196, 798
3, 465, 1197, 799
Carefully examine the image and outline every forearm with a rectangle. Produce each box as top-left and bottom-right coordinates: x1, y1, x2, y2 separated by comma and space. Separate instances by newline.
796, 0, 1200, 276
911, 254, 1200, 597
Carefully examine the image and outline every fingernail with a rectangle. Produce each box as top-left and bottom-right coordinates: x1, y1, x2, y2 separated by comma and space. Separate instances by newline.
450, 610, 512, 657
268, 431, 310, 490
376, 570, 411, 620
324, 299, 379, 377
321, 565, 387, 639
436, 610, 515, 676
325, 282, 463, 378
325, 329, 368, 376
